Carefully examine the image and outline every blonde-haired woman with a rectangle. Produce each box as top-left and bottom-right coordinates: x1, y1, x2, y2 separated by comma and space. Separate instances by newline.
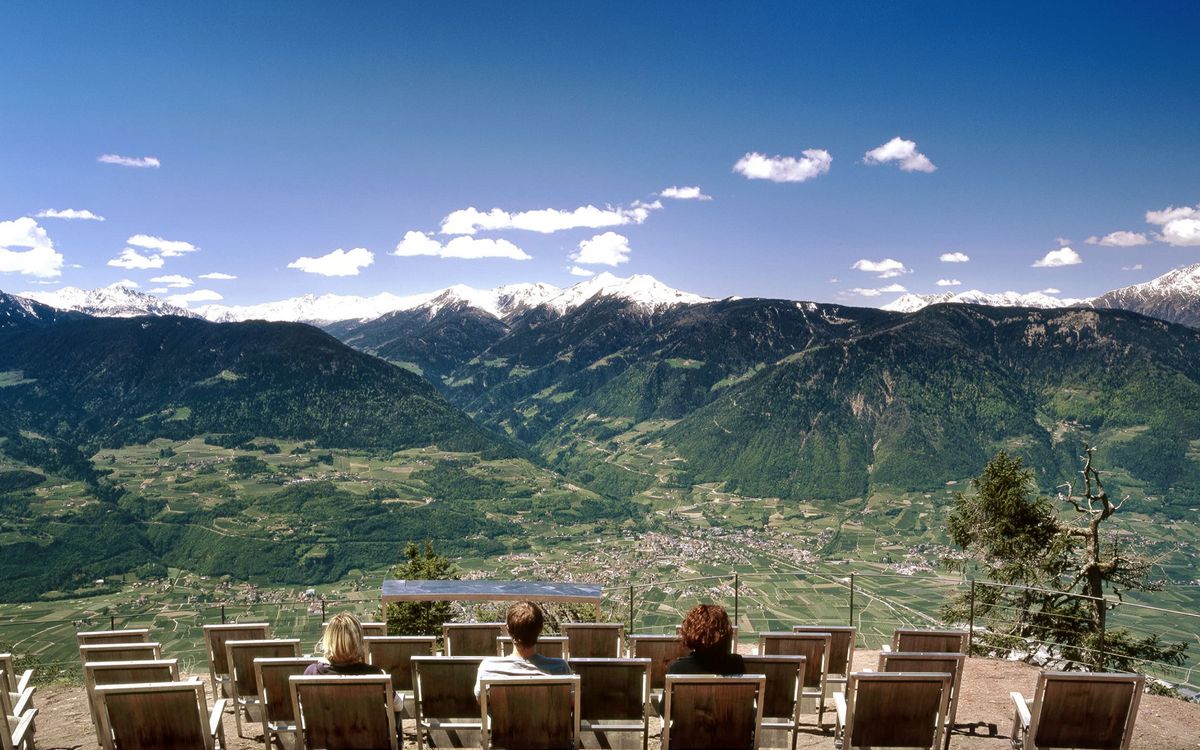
305, 612, 385, 676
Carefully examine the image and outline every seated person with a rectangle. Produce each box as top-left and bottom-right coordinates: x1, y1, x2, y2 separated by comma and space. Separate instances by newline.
668, 604, 746, 675
475, 601, 572, 698
306, 612, 386, 676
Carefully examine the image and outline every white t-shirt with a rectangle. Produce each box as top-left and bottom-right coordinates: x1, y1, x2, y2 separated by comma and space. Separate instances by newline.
473, 653, 573, 698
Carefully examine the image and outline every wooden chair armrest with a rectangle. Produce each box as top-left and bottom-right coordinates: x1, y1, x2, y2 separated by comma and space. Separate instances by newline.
12, 686, 34, 717
16, 670, 32, 695
1010, 692, 1031, 727
880, 644, 892, 653
210, 698, 228, 739
12, 708, 36, 748
833, 691, 848, 729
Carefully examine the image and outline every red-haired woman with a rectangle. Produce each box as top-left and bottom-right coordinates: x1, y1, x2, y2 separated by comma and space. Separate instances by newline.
667, 604, 746, 675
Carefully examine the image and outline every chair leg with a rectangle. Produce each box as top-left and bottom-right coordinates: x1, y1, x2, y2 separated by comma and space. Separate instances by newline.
234, 698, 243, 738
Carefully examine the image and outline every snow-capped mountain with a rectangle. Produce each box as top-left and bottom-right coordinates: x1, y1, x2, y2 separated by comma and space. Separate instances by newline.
539, 272, 713, 314
1091, 263, 1200, 328
0, 291, 72, 328
883, 289, 1090, 313
19, 284, 196, 318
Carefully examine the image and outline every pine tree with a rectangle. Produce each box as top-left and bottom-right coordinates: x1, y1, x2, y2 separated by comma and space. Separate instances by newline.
384, 541, 459, 636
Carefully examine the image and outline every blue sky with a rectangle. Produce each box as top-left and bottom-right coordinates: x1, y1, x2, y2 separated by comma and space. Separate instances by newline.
2, 1, 1198, 308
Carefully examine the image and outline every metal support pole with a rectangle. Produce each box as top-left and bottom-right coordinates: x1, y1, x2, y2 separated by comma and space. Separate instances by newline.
628, 585, 635, 636
849, 573, 855, 627
968, 578, 976, 656
221, 604, 226, 624
733, 573, 739, 634
1096, 600, 1107, 671
110, 614, 116, 631
321, 598, 326, 624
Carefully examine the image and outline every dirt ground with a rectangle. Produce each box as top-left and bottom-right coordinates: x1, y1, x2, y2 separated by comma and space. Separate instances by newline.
28, 649, 1200, 749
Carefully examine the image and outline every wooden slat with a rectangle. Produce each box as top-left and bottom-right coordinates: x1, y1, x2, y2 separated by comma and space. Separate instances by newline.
444, 623, 505, 657
743, 655, 805, 720
843, 672, 950, 750
226, 639, 300, 701
254, 657, 318, 729
414, 656, 487, 720
1030, 672, 1143, 750
95, 680, 214, 750
366, 636, 436, 692
482, 677, 578, 750
290, 675, 397, 750
892, 629, 968, 655
76, 629, 151, 648
568, 658, 649, 722
628, 635, 689, 692
78, 643, 162, 664
662, 675, 763, 750
793, 625, 855, 676
562, 623, 625, 659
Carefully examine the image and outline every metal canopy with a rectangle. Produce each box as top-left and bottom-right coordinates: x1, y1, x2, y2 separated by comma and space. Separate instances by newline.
381, 579, 602, 604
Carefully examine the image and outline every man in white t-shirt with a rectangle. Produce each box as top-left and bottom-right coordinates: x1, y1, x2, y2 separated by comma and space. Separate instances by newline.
474, 600, 572, 698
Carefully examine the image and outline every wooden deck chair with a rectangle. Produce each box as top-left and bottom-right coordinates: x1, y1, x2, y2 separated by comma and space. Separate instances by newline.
1010, 671, 1144, 750
662, 674, 765, 750
676, 624, 740, 652
289, 674, 399, 750
0, 685, 36, 750
886, 629, 968, 655
792, 625, 855, 691
0, 655, 33, 721
365, 635, 437, 701
479, 675, 581, 750
628, 635, 689, 693
567, 657, 650, 750
94, 678, 227, 750
76, 628, 151, 650
443, 623, 506, 656
253, 656, 318, 750
878, 652, 966, 749
497, 635, 567, 658
834, 672, 952, 750
225, 639, 300, 738
84, 659, 179, 747
79, 642, 163, 665
757, 632, 830, 728
412, 655, 487, 750
563, 623, 625, 659
742, 655, 806, 750
203, 622, 271, 699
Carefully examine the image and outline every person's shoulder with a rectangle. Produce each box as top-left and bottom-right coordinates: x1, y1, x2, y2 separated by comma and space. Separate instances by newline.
537, 655, 572, 675
303, 661, 331, 676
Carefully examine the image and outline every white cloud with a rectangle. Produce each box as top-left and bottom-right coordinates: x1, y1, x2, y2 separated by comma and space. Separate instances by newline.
167, 289, 222, 306
440, 200, 661, 235
939, 251, 970, 263
852, 258, 910, 278
98, 154, 160, 168
111, 279, 139, 288
393, 231, 532, 260
1146, 204, 1200, 247
570, 232, 632, 267
879, 283, 907, 293
36, 208, 105, 221
107, 248, 164, 270
659, 185, 712, 201
199, 272, 237, 280
127, 234, 197, 257
0, 217, 64, 278
288, 247, 374, 276
863, 137, 937, 173
936, 279, 961, 287
1085, 231, 1149, 247
1055, 237, 1072, 246
1040, 288, 1062, 294
1122, 264, 1143, 271
149, 274, 194, 289
847, 283, 907, 297
568, 266, 595, 277
732, 149, 832, 183
1032, 247, 1082, 267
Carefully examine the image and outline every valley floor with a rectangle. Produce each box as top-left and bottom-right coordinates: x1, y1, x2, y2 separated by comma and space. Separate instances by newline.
29, 649, 1200, 750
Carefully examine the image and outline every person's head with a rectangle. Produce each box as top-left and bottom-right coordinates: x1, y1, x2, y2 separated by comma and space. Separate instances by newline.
680, 604, 733, 652
321, 612, 366, 664
506, 601, 545, 649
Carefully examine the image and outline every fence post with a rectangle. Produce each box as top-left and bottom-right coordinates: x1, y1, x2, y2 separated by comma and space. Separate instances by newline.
849, 573, 856, 627
1095, 597, 1107, 671
321, 598, 326, 624
733, 572, 739, 634
967, 578, 976, 656
220, 604, 226, 624
628, 585, 635, 636
110, 614, 116, 631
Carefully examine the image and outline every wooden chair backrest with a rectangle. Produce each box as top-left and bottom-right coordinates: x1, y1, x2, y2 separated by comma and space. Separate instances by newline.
843, 672, 951, 750
891, 629, 968, 655
480, 676, 580, 750
365, 635, 436, 691
203, 623, 271, 675
1029, 672, 1144, 750
793, 625, 855, 675
76, 629, 151, 648
0, 668, 13, 716
87, 659, 179, 690
663, 675, 764, 750
567, 657, 649, 721
413, 656, 487, 719
289, 675, 398, 750
758, 632, 829, 689
253, 657, 318, 726
362, 622, 388, 637
226, 639, 300, 699
443, 623, 505, 656
497, 635, 567, 658
629, 635, 689, 691
878, 652, 965, 724
95, 679, 213, 750
79, 643, 162, 664
0, 654, 18, 693
742, 655, 806, 719
562, 623, 624, 658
